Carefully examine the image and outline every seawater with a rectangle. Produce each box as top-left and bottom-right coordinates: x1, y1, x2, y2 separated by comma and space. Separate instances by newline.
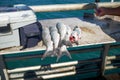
1, 0, 120, 80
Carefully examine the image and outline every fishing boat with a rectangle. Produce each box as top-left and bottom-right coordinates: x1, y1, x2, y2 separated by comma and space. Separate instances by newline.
0, 1, 120, 80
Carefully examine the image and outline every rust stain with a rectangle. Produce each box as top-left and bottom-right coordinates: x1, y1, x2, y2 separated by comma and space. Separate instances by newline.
80, 27, 95, 34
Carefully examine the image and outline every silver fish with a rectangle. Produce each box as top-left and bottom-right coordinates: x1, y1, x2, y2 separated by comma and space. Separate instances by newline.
56, 45, 72, 62
63, 25, 72, 46
56, 22, 72, 61
56, 22, 67, 47
41, 27, 54, 60
49, 26, 60, 56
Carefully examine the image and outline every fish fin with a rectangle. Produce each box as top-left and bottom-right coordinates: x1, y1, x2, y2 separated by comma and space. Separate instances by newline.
75, 41, 79, 45
41, 50, 53, 60
63, 40, 72, 47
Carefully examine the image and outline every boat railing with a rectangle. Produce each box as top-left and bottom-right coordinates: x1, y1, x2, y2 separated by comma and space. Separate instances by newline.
29, 2, 120, 12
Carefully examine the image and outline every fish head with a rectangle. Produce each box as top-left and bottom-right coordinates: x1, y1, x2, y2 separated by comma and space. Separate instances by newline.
69, 35, 75, 43
69, 31, 79, 43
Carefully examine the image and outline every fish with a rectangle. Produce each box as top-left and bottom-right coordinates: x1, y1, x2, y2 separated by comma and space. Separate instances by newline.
56, 44, 72, 62
41, 27, 54, 60
49, 26, 60, 56
70, 26, 82, 45
56, 22, 67, 47
63, 25, 73, 46
56, 22, 72, 61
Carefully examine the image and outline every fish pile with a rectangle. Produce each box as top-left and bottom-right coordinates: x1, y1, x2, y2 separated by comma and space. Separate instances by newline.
42, 22, 82, 61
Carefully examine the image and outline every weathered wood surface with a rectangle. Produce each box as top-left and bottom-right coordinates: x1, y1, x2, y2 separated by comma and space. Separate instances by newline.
100, 44, 110, 76
0, 17, 119, 55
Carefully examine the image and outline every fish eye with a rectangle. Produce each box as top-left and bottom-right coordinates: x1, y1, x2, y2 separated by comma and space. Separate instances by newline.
73, 36, 75, 39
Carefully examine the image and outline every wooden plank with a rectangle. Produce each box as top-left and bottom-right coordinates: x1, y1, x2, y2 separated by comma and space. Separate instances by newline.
106, 61, 112, 64
10, 71, 76, 80
40, 71, 76, 79
107, 55, 120, 60
105, 65, 118, 70
107, 56, 116, 60
7, 66, 41, 73
100, 44, 110, 76
106, 60, 120, 65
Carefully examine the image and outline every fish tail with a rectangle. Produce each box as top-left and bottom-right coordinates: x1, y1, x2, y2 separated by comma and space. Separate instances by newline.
56, 48, 72, 62
56, 50, 62, 62
65, 50, 72, 59
41, 50, 53, 60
